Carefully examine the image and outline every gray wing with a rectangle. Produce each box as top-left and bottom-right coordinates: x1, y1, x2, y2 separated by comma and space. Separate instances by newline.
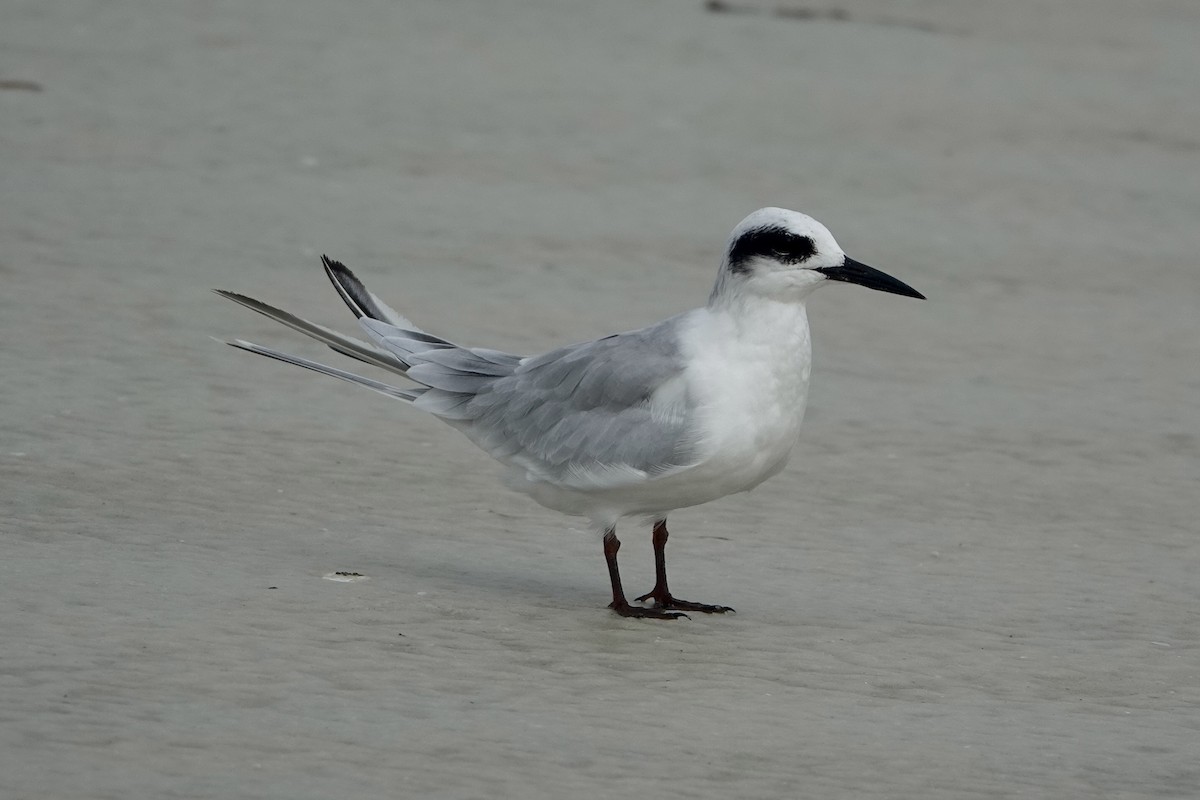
428, 316, 702, 490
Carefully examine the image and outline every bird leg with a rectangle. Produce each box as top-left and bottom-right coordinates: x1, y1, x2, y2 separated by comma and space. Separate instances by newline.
634, 520, 734, 614
604, 529, 688, 620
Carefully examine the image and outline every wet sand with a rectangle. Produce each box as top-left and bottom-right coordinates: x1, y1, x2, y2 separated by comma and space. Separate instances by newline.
2, 1, 1198, 797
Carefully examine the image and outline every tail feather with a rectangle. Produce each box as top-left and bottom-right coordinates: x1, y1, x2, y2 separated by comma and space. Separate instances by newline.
214, 289, 410, 374
225, 339, 422, 402
219, 256, 523, 410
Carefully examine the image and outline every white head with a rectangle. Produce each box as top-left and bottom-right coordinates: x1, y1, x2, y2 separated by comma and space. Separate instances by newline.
710, 207, 924, 305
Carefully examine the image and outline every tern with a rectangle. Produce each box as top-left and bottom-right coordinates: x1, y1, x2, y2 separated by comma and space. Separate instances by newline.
217, 208, 924, 619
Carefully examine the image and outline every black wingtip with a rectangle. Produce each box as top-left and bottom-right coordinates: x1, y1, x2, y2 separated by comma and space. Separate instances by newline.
320, 255, 363, 319
321, 254, 390, 322
321, 254, 358, 285
214, 288, 250, 303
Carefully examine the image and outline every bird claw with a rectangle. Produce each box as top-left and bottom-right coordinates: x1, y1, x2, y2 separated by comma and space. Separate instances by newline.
609, 600, 690, 620
633, 590, 734, 614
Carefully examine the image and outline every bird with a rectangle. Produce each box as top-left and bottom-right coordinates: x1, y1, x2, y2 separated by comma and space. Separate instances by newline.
216, 207, 924, 619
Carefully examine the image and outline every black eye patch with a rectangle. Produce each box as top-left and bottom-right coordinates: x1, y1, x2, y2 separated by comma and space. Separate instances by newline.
727, 226, 816, 274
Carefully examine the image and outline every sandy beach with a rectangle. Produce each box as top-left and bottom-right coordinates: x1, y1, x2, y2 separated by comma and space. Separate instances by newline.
2, 1, 1198, 797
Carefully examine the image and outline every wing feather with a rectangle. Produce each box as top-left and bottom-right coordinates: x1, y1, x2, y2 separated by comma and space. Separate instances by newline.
445, 313, 703, 488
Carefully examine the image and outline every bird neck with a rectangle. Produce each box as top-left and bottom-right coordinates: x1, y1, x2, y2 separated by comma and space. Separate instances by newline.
707, 280, 809, 326
701, 288, 813, 366
708, 261, 826, 310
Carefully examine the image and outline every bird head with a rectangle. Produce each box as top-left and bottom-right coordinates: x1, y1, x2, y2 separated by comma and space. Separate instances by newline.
712, 208, 925, 303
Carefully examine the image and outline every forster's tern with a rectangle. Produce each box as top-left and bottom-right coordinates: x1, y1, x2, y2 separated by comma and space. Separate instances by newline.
217, 207, 924, 619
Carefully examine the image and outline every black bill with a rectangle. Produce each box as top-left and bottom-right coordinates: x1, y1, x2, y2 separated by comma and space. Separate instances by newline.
817, 257, 925, 299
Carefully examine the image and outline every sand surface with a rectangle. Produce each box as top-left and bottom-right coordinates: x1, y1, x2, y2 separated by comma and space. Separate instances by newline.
2, 1, 1198, 797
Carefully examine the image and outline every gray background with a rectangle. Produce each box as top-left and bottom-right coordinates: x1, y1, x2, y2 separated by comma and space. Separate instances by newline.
2, 1, 1197, 797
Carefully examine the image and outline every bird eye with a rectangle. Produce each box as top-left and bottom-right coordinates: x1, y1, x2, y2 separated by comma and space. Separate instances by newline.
728, 227, 816, 273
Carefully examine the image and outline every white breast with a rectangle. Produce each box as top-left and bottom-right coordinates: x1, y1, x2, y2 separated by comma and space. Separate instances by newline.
676, 302, 813, 496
